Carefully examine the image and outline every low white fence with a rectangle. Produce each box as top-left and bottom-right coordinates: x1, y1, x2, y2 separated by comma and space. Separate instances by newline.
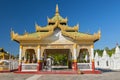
22, 63, 38, 71
0, 60, 18, 71
77, 63, 92, 71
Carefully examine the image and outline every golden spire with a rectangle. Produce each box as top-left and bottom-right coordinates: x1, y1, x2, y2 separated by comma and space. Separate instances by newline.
97, 29, 101, 39
55, 4, 59, 16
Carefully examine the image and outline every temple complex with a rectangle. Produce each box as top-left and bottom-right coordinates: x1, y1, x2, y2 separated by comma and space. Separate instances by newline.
11, 5, 101, 73
0, 48, 18, 72
95, 44, 120, 70
0, 48, 9, 60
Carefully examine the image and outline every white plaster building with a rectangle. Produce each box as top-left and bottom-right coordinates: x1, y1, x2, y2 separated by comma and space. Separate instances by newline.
95, 45, 120, 70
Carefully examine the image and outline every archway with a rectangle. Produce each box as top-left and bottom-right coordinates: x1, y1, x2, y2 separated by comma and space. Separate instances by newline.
43, 49, 72, 70
24, 49, 37, 63
77, 48, 90, 63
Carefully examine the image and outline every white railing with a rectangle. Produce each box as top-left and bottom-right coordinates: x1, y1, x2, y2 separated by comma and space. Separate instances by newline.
0, 60, 18, 71
77, 63, 92, 71
22, 63, 38, 71
9, 60, 18, 70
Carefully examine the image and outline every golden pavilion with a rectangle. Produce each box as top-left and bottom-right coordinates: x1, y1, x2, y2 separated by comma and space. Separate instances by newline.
11, 5, 101, 72
0, 48, 9, 60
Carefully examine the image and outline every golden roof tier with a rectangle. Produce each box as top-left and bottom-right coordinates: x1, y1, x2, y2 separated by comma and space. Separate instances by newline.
11, 4, 101, 43
47, 4, 68, 24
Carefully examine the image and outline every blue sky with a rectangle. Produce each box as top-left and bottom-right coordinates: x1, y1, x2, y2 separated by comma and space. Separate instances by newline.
0, 0, 120, 55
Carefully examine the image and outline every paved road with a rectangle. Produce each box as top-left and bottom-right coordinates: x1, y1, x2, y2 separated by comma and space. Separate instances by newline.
0, 71, 120, 80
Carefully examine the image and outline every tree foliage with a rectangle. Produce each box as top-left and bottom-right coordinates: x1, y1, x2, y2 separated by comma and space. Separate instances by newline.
94, 46, 119, 57
48, 53, 68, 66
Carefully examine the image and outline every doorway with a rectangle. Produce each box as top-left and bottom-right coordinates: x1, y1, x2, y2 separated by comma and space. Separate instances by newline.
43, 49, 72, 70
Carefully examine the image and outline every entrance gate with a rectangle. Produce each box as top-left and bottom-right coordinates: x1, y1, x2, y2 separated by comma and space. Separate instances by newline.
43, 49, 72, 71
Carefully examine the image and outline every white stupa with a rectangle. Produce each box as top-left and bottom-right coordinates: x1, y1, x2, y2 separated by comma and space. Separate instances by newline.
115, 44, 120, 54
111, 44, 120, 69
112, 44, 120, 59
94, 52, 101, 68
102, 49, 109, 58
95, 52, 99, 58
94, 52, 101, 60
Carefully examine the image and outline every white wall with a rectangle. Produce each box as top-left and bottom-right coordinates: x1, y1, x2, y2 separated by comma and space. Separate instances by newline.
94, 45, 120, 70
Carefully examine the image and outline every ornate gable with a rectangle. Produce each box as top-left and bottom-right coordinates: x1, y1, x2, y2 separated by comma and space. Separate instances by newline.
11, 4, 101, 43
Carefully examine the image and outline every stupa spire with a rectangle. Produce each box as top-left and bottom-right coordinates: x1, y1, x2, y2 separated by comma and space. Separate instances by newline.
55, 4, 59, 16
115, 43, 120, 54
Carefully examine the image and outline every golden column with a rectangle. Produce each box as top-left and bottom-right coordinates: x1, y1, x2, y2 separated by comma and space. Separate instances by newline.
72, 43, 77, 70
18, 45, 23, 71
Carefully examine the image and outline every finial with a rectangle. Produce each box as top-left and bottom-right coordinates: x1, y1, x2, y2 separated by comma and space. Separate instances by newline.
47, 16, 49, 20
65, 17, 68, 21
24, 29, 28, 34
55, 4, 59, 16
25, 29, 26, 33
10, 28, 14, 34
116, 43, 119, 46
77, 23, 79, 27
97, 29, 101, 38
11, 28, 13, 32
35, 21, 38, 26
47, 16, 50, 22
98, 29, 101, 34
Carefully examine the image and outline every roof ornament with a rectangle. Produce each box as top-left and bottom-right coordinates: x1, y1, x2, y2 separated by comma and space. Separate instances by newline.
98, 29, 101, 38
77, 23, 79, 28
98, 29, 101, 34
47, 16, 50, 22
35, 22, 39, 32
116, 43, 119, 46
35, 21, 38, 27
55, 4, 59, 16
10, 28, 15, 40
65, 17, 68, 21
24, 30, 27, 33
10, 28, 14, 34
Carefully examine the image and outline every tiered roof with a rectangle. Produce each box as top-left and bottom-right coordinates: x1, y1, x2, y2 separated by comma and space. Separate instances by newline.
11, 4, 101, 43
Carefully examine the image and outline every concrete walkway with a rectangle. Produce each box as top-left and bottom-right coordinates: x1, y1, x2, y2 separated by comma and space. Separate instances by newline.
26, 75, 42, 80
0, 71, 120, 80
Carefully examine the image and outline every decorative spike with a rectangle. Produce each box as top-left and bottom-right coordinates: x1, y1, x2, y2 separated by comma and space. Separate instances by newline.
56, 4, 59, 13
65, 17, 68, 20
98, 29, 101, 34
11, 28, 13, 32
25, 29, 26, 33
55, 4, 59, 16
116, 43, 119, 46
47, 16, 50, 22
97, 29, 101, 39
47, 16, 48, 20
35, 21, 38, 26
115, 43, 120, 54
77, 23, 79, 27
11, 28, 15, 40
10, 28, 14, 35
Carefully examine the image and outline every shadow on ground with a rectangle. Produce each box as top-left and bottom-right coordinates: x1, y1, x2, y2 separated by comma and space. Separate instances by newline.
96, 68, 120, 73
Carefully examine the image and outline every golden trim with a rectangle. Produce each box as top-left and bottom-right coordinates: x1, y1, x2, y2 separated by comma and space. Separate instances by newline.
37, 45, 40, 49
72, 59, 77, 62
38, 60, 42, 63
11, 4, 101, 43
20, 45, 23, 49
92, 59, 94, 62
91, 45, 94, 48
73, 44, 77, 48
